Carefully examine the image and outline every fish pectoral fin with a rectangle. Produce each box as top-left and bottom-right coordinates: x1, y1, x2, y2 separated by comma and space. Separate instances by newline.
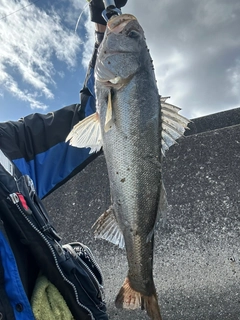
104, 91, 114, 132
115, 277, 162, 320
65, 112, 102, 154
147, 182, 168, 242
92, 206, 125, 249
160, 96, 190, 156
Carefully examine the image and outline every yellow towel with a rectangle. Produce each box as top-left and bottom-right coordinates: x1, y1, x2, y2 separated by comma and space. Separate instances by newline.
31, 275, 74, 320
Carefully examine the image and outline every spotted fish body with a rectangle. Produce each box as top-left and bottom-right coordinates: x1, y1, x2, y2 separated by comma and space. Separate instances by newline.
67, 14, 189, 320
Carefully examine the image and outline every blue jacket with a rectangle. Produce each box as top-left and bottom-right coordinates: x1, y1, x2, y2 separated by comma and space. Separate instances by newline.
0, 44, 105, 320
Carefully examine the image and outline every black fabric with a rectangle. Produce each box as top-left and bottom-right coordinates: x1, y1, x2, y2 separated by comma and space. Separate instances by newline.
0, 103, 103, 200
0, 104, 84, 162
81, 42, 99, 95
3, 219, 39, 299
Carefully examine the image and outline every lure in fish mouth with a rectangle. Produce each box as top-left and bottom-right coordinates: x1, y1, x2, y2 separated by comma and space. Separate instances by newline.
66, 13, 190, 320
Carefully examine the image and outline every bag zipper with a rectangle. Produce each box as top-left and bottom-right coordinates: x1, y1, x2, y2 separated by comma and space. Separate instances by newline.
63, 243, 105, 302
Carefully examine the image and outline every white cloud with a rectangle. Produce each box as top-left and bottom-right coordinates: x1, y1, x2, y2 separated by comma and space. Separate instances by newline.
81, 16, 95, 69
1, 0, 240, 119
124, 0, 240, 118
0, 0, 83, 110
227, 60, 240, 99
3, 72, 48, 110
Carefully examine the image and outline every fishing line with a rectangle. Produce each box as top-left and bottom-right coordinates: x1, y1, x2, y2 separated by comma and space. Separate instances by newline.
75, 2, 89, 34
0, 0, 41, 21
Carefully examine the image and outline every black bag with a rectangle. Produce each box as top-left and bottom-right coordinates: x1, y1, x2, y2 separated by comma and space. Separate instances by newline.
0, 152, 108, 320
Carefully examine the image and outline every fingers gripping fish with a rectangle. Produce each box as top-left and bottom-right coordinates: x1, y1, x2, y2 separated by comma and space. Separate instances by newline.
66, 14, 190, 320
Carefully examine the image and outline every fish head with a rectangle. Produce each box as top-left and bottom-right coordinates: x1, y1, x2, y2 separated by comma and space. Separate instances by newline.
95, 14, 148, 89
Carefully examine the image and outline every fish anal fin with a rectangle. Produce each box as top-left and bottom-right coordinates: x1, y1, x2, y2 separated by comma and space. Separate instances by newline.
65, 112, 102, 154
115, 277, 162, 320
92, 206, 125, 249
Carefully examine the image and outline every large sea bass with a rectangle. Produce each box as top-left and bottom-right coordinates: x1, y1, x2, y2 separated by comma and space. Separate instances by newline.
67, 14, 189, 320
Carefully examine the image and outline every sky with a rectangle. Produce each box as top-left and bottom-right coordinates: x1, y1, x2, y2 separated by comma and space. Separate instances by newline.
0, 0, 240, 122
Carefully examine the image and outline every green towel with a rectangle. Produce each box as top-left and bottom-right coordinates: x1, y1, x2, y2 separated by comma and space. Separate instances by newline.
31, 275, 74, 320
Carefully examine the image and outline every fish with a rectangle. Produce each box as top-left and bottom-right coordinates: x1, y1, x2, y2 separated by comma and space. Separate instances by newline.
66, 14, 189, 320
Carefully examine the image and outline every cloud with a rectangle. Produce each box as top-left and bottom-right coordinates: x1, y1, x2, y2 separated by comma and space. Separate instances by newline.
1, 0, 240, 119
0, 0, 83, 110
81, 16, 95, 69
124, 0, 240, 118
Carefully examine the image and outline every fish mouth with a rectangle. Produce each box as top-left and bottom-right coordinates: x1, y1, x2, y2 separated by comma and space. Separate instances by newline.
107, 14, 137, 34
97, 74, 133, 89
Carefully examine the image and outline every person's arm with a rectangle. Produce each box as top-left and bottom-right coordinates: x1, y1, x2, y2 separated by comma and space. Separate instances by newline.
0, 103, 99, 199
0, 20, 101, 198
0, 28, 103, 199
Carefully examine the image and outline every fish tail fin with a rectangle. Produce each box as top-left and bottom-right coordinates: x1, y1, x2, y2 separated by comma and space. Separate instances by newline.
115, 277, 162, 320
142, 294, 163, 320
115, 277, 141, 310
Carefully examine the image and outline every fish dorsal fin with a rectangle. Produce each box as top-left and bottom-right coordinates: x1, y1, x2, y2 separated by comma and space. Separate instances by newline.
92, 206, 125, 249
147, 182, 168, 242
65, 112, 103, 154
161, 96, 190, 156
104, 91, 114, 132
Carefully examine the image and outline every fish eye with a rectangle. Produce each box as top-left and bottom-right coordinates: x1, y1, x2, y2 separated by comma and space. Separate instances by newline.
127, 30, 140, 38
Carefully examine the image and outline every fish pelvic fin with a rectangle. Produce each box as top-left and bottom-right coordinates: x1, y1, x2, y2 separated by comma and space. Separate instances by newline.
115, 277, 163, 320
92, 206, 125, 249
160, 96, 190, 156
65, 112, 102, 154
104, 91, 114, 132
